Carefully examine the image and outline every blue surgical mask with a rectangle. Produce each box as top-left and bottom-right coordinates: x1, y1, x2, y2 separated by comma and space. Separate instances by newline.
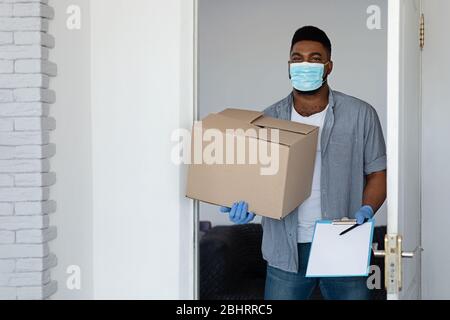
289, 62, 328, 92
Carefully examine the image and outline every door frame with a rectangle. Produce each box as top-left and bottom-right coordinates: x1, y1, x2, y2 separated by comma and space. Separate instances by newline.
386, 0, 402, 300
387, 0, 401, 238
192, 0, 200, 300
190, 0, 419, 300
386, 0, 423, 300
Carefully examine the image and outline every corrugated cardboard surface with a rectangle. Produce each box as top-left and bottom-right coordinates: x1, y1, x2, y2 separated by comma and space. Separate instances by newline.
186, 108, 318, 220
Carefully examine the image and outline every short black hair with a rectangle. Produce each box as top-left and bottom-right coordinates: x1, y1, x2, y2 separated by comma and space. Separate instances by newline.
290, 26, 332, 56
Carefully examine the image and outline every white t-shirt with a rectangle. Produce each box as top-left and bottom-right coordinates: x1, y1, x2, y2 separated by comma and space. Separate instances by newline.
290, 103, 329, 243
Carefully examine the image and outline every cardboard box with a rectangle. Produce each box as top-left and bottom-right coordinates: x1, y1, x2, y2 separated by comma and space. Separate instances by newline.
186, 108, 319, 220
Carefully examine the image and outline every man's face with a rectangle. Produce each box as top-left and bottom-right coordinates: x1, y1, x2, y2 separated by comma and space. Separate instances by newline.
289, 40, 333, 79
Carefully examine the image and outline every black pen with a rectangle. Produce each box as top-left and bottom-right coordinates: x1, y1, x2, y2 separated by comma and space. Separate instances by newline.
339, 218, 369, 236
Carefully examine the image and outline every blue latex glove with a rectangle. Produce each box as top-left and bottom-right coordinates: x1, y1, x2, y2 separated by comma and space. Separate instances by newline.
220, 201, 255, 224
355, 205, 374, 224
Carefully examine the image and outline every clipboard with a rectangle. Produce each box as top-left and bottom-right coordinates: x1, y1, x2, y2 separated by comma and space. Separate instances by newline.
305, 218, 375, 278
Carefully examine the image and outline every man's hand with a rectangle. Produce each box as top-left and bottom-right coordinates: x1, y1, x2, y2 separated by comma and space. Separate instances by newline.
220, 201, 255, 224
354, 205, 374, 225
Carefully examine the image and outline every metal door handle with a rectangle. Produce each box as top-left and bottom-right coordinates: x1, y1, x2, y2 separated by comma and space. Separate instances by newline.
401, 246, 423, 258
372, 243, 422, 258
402, 252, 414, 258
372, 243, 386, 257
371, 237, 423, 294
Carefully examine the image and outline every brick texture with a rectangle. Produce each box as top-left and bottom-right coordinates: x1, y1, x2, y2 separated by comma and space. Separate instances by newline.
0, 0, 56, 300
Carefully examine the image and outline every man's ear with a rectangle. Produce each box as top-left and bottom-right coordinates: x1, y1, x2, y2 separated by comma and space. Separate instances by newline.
326, 60, 334, 77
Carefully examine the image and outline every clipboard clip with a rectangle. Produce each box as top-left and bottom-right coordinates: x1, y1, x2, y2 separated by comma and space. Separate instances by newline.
332, 217, 357, 225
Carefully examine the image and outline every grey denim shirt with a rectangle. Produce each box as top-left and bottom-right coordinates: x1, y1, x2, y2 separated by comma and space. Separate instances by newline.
261, 88, 387, 273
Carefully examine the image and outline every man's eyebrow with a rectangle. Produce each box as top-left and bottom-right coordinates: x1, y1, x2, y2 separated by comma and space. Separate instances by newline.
290, 52, 323, 57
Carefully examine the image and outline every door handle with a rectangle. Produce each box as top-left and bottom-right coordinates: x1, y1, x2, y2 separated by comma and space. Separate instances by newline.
401, 246, 424, 258
371, 235, 423, 293
372, 243, 385, 257
372, 243, 423, 258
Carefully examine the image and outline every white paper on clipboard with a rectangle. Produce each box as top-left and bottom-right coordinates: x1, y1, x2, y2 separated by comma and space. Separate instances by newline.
305, 219, 375, 277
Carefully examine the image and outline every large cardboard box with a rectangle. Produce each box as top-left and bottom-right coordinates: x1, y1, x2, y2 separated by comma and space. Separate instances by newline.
186, 108, 318, 220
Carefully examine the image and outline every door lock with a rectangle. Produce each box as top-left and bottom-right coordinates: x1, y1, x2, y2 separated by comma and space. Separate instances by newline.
372, 234, 423, 294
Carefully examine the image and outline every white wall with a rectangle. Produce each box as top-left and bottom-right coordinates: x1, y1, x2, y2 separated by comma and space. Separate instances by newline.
421, 0, 450, 299
50, 0, 194, 299
198, 0, 388, 226
90, 0, 194, 299
49, 0, 93, 299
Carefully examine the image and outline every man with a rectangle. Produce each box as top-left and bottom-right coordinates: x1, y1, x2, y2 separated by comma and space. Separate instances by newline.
219, 26, 387, 300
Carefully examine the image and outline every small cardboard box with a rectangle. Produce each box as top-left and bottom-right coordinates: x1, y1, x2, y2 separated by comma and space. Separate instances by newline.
186, 108, 318, 220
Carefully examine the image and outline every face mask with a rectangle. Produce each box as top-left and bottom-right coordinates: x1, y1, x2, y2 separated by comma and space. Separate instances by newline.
289, 62, 328, 92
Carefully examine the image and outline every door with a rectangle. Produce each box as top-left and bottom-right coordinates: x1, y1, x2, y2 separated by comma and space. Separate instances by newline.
90, 0, 196, 299
421, 0, 450, 299
384, 0, 422, 300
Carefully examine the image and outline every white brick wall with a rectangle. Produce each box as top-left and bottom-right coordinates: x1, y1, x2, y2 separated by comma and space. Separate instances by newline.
16, 225, 56, 243
0, 231, 15, 244
0, 74, 49, 88
14, 32, 54, 48
15, 253, 56, 272
0, 118, 14, 131
0, 32, 13, 45
0, 203, 14, 215
14, 200, 55, 216
13, 3, 54, 19
0, 174, 14, 186
13, 88, 55, 103
15, 59, 56, 75
0, 17, 48, 32
0, 259, 15, 272
0, 0, 56, 300
17, 279, 56, 300
0, 4, 13, 18
0, 215, 49, 230
0, 89, 13, 101
0, 45, 49, 59
0, 243, 49, 259
0, 159, 50, 173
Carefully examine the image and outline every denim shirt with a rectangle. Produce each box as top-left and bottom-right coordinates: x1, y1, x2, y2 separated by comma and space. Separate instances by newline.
261, 89, 387, 273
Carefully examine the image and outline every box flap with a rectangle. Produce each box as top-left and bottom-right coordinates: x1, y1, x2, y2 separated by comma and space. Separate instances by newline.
253, 116, 318, 135
218, 108, 264, 123
201, 113, 307, 146
201, 113, 257, 132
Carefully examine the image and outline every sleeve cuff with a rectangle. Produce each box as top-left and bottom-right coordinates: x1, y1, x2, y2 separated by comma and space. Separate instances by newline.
364, 155, 387, 175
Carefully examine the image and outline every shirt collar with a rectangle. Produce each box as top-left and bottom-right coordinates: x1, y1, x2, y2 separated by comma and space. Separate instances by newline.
288, 87, 335, 112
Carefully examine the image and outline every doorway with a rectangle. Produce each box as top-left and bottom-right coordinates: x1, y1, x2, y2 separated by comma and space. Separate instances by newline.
195, 0, 389, 300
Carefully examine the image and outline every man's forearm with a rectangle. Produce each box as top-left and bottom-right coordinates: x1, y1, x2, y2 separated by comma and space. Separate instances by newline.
363, 170, 387, 213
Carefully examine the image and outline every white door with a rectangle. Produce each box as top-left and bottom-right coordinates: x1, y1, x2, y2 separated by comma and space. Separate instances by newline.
421, 0, 450, 299
89, 0, 196, 299
385, 0, 422, 300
